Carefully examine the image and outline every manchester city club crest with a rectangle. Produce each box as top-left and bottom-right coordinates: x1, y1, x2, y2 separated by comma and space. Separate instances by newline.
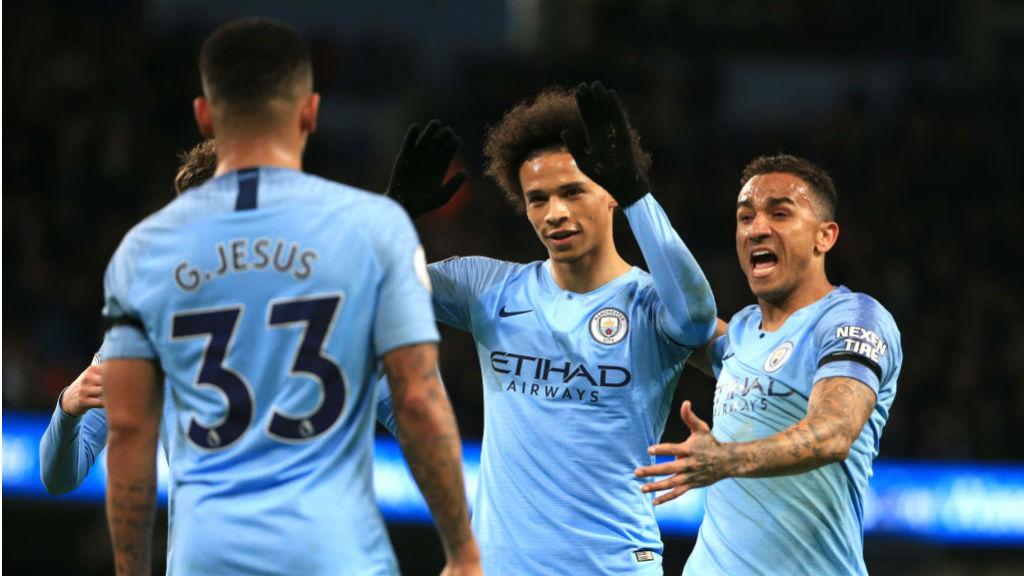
589, 307, 628, 345
764, 341, 794, 373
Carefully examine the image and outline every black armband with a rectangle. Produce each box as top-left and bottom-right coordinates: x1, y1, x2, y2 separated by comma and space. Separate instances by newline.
817, 351, 882, 381
102, 315, 145, 333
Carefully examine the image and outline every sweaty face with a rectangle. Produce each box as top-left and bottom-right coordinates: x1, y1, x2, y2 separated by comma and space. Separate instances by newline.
519, 151, 617, 264
735, 172, 834, 304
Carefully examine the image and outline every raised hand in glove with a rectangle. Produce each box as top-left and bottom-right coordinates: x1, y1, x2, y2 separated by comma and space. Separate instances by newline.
560, 81, 650, 207
386, 119, 468, 219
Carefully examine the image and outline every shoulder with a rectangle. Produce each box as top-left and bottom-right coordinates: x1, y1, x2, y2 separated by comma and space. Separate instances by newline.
429, 256, 531, 277
817, 288, 899, 332
427, 257, 535, 300
107, 205, 173, 271
813, 288, 902, 362
292, 172, 409, 219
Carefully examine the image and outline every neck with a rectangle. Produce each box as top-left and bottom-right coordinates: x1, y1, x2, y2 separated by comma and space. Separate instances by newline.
213, 129, 305, 176
549, 245, 631, 294
757, 275, 835, 331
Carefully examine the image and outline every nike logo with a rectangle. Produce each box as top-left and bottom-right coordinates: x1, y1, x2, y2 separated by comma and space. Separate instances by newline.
722, 353, 735, 361
498, 305, 533, 318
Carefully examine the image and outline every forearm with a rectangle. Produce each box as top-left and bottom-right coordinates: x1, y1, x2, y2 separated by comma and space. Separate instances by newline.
106, 424, 158, 576
387, 347, 476, 562
40, 400, 90, 495
395, 395, 475, 558
103, 358, 162, 576
722, 414, 853, 478
623, 194, 716, 345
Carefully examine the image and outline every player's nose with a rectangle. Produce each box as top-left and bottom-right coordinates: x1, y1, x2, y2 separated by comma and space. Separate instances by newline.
746, 212, 772, 240
545, 196, 570, 224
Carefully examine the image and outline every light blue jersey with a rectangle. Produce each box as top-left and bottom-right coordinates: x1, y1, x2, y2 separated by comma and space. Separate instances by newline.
101, 166, 439, 576
39, 346, 398, 494
40, 345, 401, 570
687, 287, 901, 576
424, 194, 716, 575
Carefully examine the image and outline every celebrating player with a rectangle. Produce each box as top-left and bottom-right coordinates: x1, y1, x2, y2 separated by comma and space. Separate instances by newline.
99, 17, 479, 576
385, 82, 717, 575
635, 154, 902, 575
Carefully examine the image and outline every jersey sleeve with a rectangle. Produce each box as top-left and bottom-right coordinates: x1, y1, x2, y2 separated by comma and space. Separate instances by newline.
427, 256, 516, 331
370, 202, 441, 356
101, 232, 157, 360
812, 294, 902, 396
373, 376, 398, 437
39, 394, 109, 495
623, 194, 717, 348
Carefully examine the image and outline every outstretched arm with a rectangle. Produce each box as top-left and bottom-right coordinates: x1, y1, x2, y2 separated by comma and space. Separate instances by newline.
636, 377, 876, 505
383, 342, 481, 575
104, 358, 163, 576
624, 196, 717, 346
563, 81, 716, 346
39, 362, 110, 495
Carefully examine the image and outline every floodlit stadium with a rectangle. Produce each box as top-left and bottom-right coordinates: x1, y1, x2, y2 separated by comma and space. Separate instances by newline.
3, 1, 1022, 574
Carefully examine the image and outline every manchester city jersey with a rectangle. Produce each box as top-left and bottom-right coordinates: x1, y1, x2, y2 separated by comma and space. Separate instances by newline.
101, 166, 439, 576
429, 256, 701, 576
686, 287, 901, 576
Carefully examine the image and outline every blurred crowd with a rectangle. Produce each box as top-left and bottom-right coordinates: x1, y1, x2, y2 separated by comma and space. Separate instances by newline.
4, 0, 1023, 462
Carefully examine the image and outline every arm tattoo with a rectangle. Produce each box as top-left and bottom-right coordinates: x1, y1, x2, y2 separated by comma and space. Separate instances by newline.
108, 479, 156, 575
384, 344, 474, 557
729, 377, 876, 478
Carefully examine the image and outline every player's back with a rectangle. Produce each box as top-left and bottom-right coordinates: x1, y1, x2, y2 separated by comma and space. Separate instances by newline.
108, 167, 424, 575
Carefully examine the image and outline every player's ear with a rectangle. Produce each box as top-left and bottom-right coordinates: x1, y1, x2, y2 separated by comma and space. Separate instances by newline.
606, 189, 619, 210
814, 221, 838, 255
299, 92, 320, 134
193, 97, 215, 138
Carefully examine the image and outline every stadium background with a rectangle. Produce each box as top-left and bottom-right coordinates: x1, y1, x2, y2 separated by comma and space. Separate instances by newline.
3, 0, 1022, 574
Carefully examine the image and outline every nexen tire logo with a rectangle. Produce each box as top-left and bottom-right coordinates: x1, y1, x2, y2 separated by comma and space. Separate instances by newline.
490, 351, 631, 387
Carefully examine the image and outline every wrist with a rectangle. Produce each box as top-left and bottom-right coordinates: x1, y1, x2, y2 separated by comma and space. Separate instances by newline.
618, 174, 650, 207
58, 387, 80, 418
449, 539, 481, 564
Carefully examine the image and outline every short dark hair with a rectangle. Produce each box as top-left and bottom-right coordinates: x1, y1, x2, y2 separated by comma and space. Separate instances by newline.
483, 87, 651, 212
741, 153, 838, 221
199, 17, 312, 119
174, 139, 218, 195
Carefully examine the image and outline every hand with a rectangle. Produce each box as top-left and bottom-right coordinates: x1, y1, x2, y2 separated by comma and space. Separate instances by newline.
561, 81, 649, 207
60, 363, 105, 417
386, 119, 468, 219
635, 401, 726, 505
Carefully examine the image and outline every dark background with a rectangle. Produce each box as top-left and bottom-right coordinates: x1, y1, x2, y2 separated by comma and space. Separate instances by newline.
3, 0, 1022, 574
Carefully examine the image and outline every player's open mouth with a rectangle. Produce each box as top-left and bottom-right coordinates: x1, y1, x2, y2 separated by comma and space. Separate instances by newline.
750, 249, 777, 278
548, 229, 579, 246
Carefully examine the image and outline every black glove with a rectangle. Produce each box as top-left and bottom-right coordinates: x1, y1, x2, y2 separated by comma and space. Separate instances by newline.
561, 81, 650, 207
386, 119, 468, 219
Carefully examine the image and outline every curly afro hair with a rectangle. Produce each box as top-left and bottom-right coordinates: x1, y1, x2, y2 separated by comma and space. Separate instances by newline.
483, 87, 651, 212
